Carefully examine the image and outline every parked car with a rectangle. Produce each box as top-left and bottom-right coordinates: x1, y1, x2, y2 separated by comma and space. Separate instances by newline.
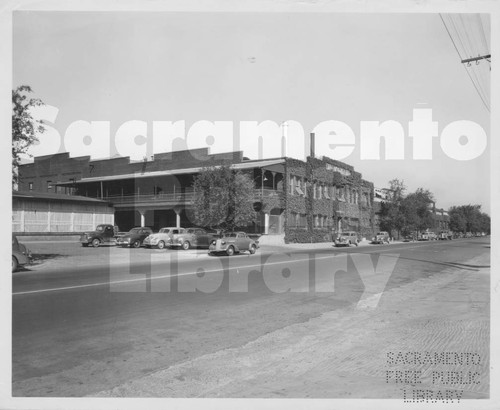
209, 232, 259, 256
12, 235, 31, 272
116, 227, 153, 248
371, 231, 390, 244
334, 231, 360, 247
420, 231, 437, 241
169, 228, 218, 250
402, 231, 418, 242
80, 224, 123, 247
438, 231, 453, 240
144, 227, 185, 249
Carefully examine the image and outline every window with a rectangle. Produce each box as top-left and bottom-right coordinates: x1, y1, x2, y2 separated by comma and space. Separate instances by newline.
295, 179, 305, 196
28, 182, 33, 191
289, 175, 295, 195
324, 185, 330, 199
46, 180, 52, 192
297, 214, 307, 228
313, 183, 316, 199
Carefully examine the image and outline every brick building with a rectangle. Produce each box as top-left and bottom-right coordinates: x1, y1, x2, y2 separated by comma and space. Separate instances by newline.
16, 148, 376, 242
432, 206, 450, 231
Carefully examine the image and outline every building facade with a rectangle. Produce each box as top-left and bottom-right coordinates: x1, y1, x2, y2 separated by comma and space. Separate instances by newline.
17, 149, 376, 242
12, 191, 114, 233
432, 207, 450, 231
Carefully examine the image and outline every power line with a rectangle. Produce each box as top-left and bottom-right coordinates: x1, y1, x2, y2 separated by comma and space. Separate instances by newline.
439, 13, 490, 112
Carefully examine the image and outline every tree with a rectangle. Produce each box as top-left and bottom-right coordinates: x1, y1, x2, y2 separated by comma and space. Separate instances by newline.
449, 206, 467, 233
192, 162, 256, 231
378, 183, 435, 238
403, 188, 435, 232
449, 204, 490, 234
388, 178, 406, 202
12, 85, 45, 187
378, 179, 407, 238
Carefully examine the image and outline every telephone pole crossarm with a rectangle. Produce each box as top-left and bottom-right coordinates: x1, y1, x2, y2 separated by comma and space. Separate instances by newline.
461, 54, 491, 64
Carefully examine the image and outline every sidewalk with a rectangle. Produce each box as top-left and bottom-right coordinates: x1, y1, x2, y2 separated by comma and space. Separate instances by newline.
17, 239, 411, 273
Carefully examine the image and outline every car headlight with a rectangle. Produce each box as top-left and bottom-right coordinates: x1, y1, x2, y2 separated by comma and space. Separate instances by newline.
126, 237, 131, 242
221, 240, 226, 245
177, 237, 184, 243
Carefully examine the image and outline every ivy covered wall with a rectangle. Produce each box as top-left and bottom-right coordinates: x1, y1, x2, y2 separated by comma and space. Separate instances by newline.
283, 156, 375, 243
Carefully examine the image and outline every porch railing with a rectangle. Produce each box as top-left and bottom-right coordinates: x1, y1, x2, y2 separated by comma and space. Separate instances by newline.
104, 188, 283, 205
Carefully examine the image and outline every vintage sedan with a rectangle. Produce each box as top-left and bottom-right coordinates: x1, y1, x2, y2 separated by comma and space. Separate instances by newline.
144, 227, 185, 249
438, 231, 453, 240
419, 231, 438, 241
12, 235, 31, 272
116, 227, 153, 248
371, 231, 390, 244
169, 228, 218, 250
209, 232, 259, 256
334, 231, 360, 247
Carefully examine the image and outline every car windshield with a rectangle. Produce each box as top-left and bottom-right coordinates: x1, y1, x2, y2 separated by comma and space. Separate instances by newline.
159, 228, 171, 234
96, 225, 105, 232
377, 232, 386, 235
186, 229, 196, 234
224, 233, 237, 238
129, 228, 141, 233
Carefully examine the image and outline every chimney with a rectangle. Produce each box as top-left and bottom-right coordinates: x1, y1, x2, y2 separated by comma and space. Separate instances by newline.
310, 132, 315, 158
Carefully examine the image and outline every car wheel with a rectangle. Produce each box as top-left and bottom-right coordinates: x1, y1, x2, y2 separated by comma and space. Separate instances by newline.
157, 241, 165, 250
91, 238, 100, 248
249, 244, 256, 254
132, 240, 140, 248
182, 241, 190, 250
226, 246, 235, 256
12, 256, 18, 273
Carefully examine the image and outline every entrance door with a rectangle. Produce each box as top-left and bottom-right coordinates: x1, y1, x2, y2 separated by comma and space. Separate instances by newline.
269, 208, 284, 235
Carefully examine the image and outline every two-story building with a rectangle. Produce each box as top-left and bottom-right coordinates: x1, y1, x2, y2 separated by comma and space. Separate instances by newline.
16, 148, 376, 242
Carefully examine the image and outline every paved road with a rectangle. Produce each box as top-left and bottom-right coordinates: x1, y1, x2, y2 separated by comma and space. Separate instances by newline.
12, 238, 490, 397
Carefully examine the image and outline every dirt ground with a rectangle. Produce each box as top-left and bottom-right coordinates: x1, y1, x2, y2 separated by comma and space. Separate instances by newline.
91, 252, 490, 400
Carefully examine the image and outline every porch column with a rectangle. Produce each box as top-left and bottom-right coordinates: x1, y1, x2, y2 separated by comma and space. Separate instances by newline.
264, 212, 269, 235
175, 209, 181, 228
70, 212, 75, 232
139, 209, 146, 227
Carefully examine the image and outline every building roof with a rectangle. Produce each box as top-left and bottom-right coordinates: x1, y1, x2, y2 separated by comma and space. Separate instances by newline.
56, 158, 286, 185
12, 191, 110, 203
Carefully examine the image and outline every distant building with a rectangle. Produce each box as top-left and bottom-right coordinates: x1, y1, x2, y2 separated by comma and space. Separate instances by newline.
374, 187, 394, 202
431, 205, 450, 231
16, 148, 376, 241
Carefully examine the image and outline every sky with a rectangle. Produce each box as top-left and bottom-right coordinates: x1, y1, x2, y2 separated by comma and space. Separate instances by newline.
12, 11, 491, 214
